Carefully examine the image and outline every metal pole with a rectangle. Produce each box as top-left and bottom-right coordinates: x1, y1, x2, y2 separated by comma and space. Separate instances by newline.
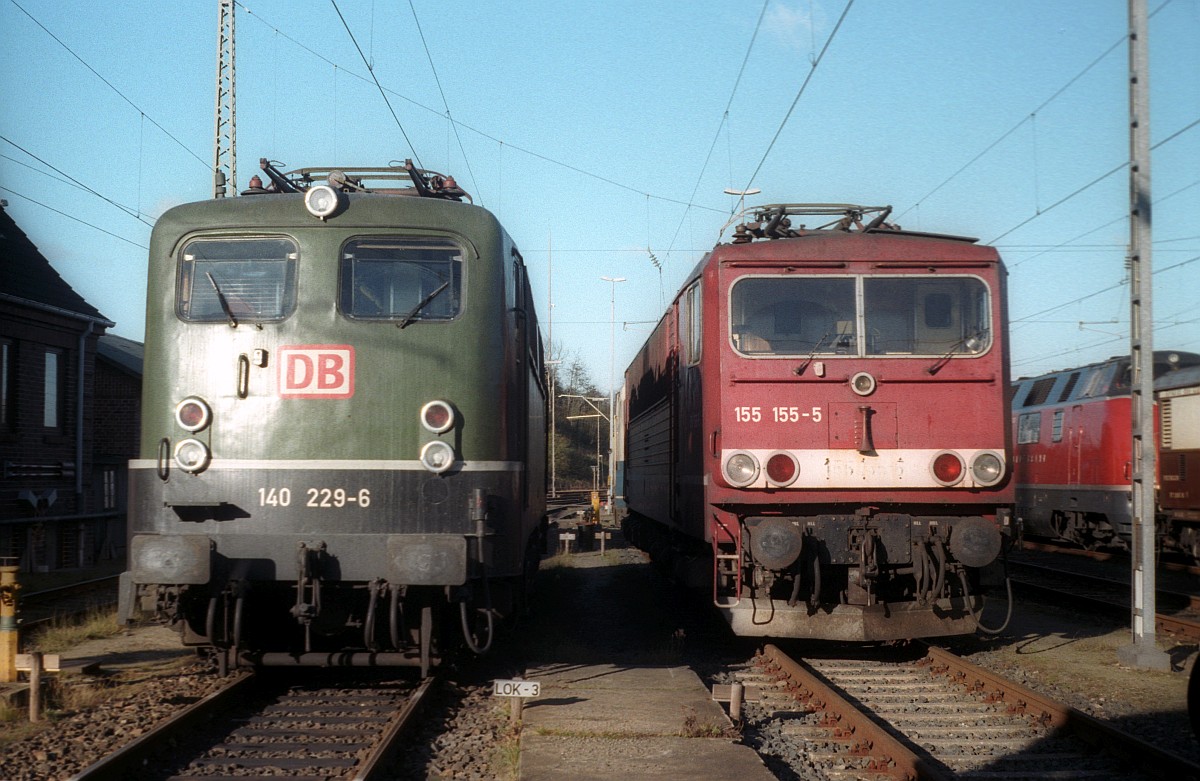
600, 276, 626, 511
548, 231, 556, 499
1117, 0, 1169, 671
0, 562, 18, 683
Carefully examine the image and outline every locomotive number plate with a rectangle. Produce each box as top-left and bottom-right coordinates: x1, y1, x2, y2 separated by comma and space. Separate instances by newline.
258, 487, 372, 508
734, 406, 823, 423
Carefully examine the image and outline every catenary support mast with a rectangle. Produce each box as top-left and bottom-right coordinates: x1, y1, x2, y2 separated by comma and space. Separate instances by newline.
213, 0, 237, 198
1118, 0, 1169, 671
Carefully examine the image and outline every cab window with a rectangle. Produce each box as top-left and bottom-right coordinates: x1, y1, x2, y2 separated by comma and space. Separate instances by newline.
178, 237, 298, 322
730, 277, 855, 356
340, 237, 463, 322
863, 277, 990, 356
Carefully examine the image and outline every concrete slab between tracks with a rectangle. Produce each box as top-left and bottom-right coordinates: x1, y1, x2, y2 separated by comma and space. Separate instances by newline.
518, 662, 775, 780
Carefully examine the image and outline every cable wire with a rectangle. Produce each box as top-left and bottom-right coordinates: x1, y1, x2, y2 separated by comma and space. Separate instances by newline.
408, 0, 480, 200
329, 0, 423, 169
2, 135, 153, 227
738, 0, 855, 200
8, 0, 210, 173
0, 185, 148, 249
237, 1, 723, 215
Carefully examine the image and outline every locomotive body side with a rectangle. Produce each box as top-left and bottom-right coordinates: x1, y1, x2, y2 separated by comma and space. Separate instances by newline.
118, 191, 546, 670
625, 208, 1014, 642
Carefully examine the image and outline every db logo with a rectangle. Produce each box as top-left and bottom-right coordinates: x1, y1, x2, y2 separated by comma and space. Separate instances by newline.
278, 345, 355, 399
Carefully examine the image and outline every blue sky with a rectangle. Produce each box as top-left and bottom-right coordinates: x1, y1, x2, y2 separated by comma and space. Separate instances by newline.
2, 0, 1197, 391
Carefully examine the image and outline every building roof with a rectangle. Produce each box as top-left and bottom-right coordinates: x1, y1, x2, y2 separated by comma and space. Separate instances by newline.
0, 202, 111, 324
97, 333, 144, 377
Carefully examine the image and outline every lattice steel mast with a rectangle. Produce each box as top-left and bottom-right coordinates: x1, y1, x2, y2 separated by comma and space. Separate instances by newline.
212, 0, 237, 198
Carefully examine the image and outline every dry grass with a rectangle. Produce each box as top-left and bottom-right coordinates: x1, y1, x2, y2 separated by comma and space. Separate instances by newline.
26, 606, 123, 654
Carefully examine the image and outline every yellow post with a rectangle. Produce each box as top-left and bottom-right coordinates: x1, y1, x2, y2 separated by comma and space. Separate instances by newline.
591, 491, 600, 521
1, 563, 19, 683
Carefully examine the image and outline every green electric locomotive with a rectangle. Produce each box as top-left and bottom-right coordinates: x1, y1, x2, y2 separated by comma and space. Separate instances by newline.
117, 161, 547, 674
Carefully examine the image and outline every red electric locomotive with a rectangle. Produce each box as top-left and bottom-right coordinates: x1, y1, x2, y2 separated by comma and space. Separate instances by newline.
1011, 351, 1200, 556
622, 204, 1014, 642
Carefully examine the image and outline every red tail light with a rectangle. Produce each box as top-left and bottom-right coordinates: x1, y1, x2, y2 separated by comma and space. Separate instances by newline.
765, 452, 798, 486
175, 397, 211, 432
421, 400, 454, 434
931, 451, 965, 486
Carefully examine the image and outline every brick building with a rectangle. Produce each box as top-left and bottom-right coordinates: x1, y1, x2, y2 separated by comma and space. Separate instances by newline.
0, 202, 127, 572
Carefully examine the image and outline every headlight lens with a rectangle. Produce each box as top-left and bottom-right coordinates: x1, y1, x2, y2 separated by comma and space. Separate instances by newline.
420, 440, 455, 473
930, 451, 964, 486
724, 452, 760, 487
970, 452, 1004, 486
175, 396, 211, 432
174, 438, 211, 473
421, 400, 455, 434
304, 184, 342, 219
850, 371, 877, 396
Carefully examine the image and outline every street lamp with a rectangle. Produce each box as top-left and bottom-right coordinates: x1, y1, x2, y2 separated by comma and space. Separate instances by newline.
599, 276, 626, 509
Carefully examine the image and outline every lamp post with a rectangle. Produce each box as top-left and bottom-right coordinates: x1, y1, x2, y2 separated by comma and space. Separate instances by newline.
599, 276, 625, 509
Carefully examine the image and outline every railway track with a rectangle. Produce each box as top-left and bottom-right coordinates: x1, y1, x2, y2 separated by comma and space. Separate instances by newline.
1006, 559, 1200, 643
20, 575, 120, 630
739, 643, 1200, 781
68, 671, 434, 781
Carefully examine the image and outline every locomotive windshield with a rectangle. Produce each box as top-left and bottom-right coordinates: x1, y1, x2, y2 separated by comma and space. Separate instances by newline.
178, 237, 298, 323
339, 236, 463, 322
730, 274, 990, 358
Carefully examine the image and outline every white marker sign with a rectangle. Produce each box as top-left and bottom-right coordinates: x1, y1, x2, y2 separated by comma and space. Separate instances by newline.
493, 679, 540, 698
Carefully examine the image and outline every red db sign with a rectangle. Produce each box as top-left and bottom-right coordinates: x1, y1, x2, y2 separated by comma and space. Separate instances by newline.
279, 345, 355, 399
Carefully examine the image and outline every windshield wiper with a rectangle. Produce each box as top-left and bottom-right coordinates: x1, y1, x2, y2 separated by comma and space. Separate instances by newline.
205, 271, 238, 328
926, 330, 988, 375
398, 280, 451, 329
794, 333, 831, 375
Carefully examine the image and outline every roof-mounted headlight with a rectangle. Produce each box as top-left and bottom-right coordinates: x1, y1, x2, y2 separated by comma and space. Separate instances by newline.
304, 184, 344, 220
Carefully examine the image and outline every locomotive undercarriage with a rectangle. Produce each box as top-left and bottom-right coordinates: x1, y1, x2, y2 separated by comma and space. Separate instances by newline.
625, 509, 1007, 641
130, 566, 526, 677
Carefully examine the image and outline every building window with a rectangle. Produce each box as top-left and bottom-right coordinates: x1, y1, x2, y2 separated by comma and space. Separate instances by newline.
103, 468, 117, 510
44, 349, 63, 429
0, 339, 12, 429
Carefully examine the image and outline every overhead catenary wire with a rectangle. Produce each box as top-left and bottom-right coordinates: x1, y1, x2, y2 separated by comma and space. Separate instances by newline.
0, 185, 148, 250
665, 0, 770, 256
236, 1, 724, 216
1, 136, 154, 228
896, 0, 1176, 224
407, 0, 480, 202
7, 0, 210, 173
737, 0, 855, 202
329, 0, 424, 170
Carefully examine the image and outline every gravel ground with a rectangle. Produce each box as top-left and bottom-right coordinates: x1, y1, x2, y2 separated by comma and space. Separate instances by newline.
2, 540, 1196, 780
